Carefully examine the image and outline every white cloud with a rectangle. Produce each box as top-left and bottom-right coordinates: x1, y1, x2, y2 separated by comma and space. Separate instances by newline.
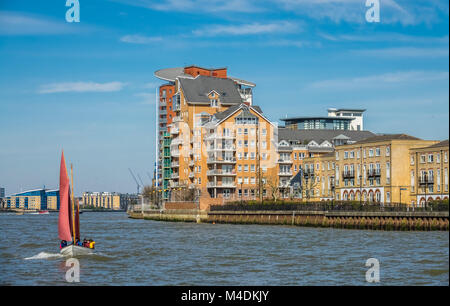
0, 11, 87, 35
193, 21, 300, 37
120, 34, 163, 44
350, 47, 449, 58
111, 0, 262, 13
38, 82, 126, 94
309, 71, 449, 90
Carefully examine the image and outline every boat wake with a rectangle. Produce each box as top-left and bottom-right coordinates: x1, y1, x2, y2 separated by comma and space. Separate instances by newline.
24, 252, 64, 260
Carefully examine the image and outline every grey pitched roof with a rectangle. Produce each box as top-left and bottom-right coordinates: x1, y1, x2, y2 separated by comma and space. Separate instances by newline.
213, 104, 242, 121
213, 103, 263, 122
413, 139, 449, 150
423, 139, 449, 149
354, 133, 421, 144
278, 128, 376, 144
179, 75, 243, 104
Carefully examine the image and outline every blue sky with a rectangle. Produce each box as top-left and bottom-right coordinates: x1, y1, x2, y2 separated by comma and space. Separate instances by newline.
0, 0, 448, 195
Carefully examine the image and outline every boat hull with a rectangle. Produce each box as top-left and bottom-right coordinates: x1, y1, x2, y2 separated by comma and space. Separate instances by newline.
60, 245, 94, 257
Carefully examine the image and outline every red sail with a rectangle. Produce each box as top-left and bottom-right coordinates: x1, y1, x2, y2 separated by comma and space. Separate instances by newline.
58, 150, 73, 242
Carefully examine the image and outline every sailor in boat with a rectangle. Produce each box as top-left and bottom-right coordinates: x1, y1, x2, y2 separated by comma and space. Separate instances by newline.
60, 240, 68, 249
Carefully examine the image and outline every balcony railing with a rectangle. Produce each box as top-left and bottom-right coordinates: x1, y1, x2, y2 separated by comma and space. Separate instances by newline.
278, 172, 293, 176
173, 116, 182, 123
419, 177, 434, 185
171, 150, 180, 157
209, 145, 236, 151
171, 162, 179, 167
205, 133, 235, 140
278, 159, 293, 164
207, 169, 237, 176
171, 173, 179, 179
207, 182, 237, 188
367, 170, 381, 177
171, 138, 182, 146
207, 158, 236, 164
189, 172, 194, 178
189, 160, 194, 167
342, 171, 355, 179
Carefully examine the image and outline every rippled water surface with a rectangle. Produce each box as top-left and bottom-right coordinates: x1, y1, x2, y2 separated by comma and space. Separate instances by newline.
0, 212, 448, 285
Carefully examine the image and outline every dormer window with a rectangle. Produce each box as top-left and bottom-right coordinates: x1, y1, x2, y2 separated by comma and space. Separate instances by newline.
211, 99, 218, 107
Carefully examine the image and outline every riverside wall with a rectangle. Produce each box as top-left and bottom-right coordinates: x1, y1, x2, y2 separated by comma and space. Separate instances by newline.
128, 209, 449, 231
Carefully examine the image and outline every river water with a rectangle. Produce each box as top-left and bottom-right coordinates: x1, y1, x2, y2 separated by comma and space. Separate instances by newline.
0, 212, 448, 286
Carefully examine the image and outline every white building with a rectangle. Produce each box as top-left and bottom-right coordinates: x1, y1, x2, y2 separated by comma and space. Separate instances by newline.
327, 108, 365, 131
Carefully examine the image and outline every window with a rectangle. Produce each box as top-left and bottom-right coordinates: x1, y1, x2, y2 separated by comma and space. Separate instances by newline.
250, 152, 255, 160
262, 129, 267, 136
210, 99, 218, 107
336, 152, 340, 160
244, 165, 249, 172
350, 151, 355, 159
251, 165, 255, 172
238, 165, 242, 172
410, 155, 414, 165
376, 148, 380, 156
437, 153, 440, 163
369, 149, 374, 157
420, 155, 426, 163
428, 154, 434, 163
294, 153, 297, 160
344, 151, 348, 159
262, 141, 267, 149
386, 146, 390, 156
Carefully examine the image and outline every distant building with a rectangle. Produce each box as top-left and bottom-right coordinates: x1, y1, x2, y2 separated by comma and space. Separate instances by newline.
409, 140, 449, 205
281, 108, 366, 131
3, 189, 59, 210
0, 187, 5, 198
82, 192, 137, 210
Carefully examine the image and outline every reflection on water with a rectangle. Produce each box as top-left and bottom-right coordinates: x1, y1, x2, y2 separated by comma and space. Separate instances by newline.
0, 212, 448, 285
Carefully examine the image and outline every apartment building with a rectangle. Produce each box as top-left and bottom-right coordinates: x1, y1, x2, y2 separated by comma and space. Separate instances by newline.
82, 192, 136, 210
154, 65, 255, 198
409, 140, 449, 206
281, 108, 366, 131
3, 189, 59, 210
331, 134, 437, 204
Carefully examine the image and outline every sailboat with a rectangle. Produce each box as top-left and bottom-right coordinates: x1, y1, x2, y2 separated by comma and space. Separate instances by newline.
58, 150, 94, 257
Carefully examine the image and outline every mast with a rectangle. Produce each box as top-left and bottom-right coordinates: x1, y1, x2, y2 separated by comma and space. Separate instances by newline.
71, 163, 75, 243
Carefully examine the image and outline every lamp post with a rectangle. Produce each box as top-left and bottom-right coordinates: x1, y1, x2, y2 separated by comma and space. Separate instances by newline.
240, 182, 243, 205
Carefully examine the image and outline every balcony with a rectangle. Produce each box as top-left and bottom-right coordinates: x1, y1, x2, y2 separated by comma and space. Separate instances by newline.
160, 110, 167, 115
342, 171, 355, 179
207, 157, 236, 164
278, 159, 293, 164
207, 169, 237, 176
171, 173, 179, 179
205, 133, 235, 141
171, 161, 179, 167
189, 172, 195, 178
419, 177, 434, 186
171, 150, 180, 157
367, 170, 381, 178
210, 145, 236, 151
207, 182, 236, 188
173, 116, 182, 123
189, 160, 194, 167
278, 172, 293, 176
279, 182, 291, 188
171, 137, 182, 146
170, 128, 179, 135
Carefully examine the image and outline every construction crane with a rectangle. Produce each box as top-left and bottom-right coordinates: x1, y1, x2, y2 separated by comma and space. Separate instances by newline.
128, 168, 141, 195
146, 172, 154, 185
137, 174, 145, 189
